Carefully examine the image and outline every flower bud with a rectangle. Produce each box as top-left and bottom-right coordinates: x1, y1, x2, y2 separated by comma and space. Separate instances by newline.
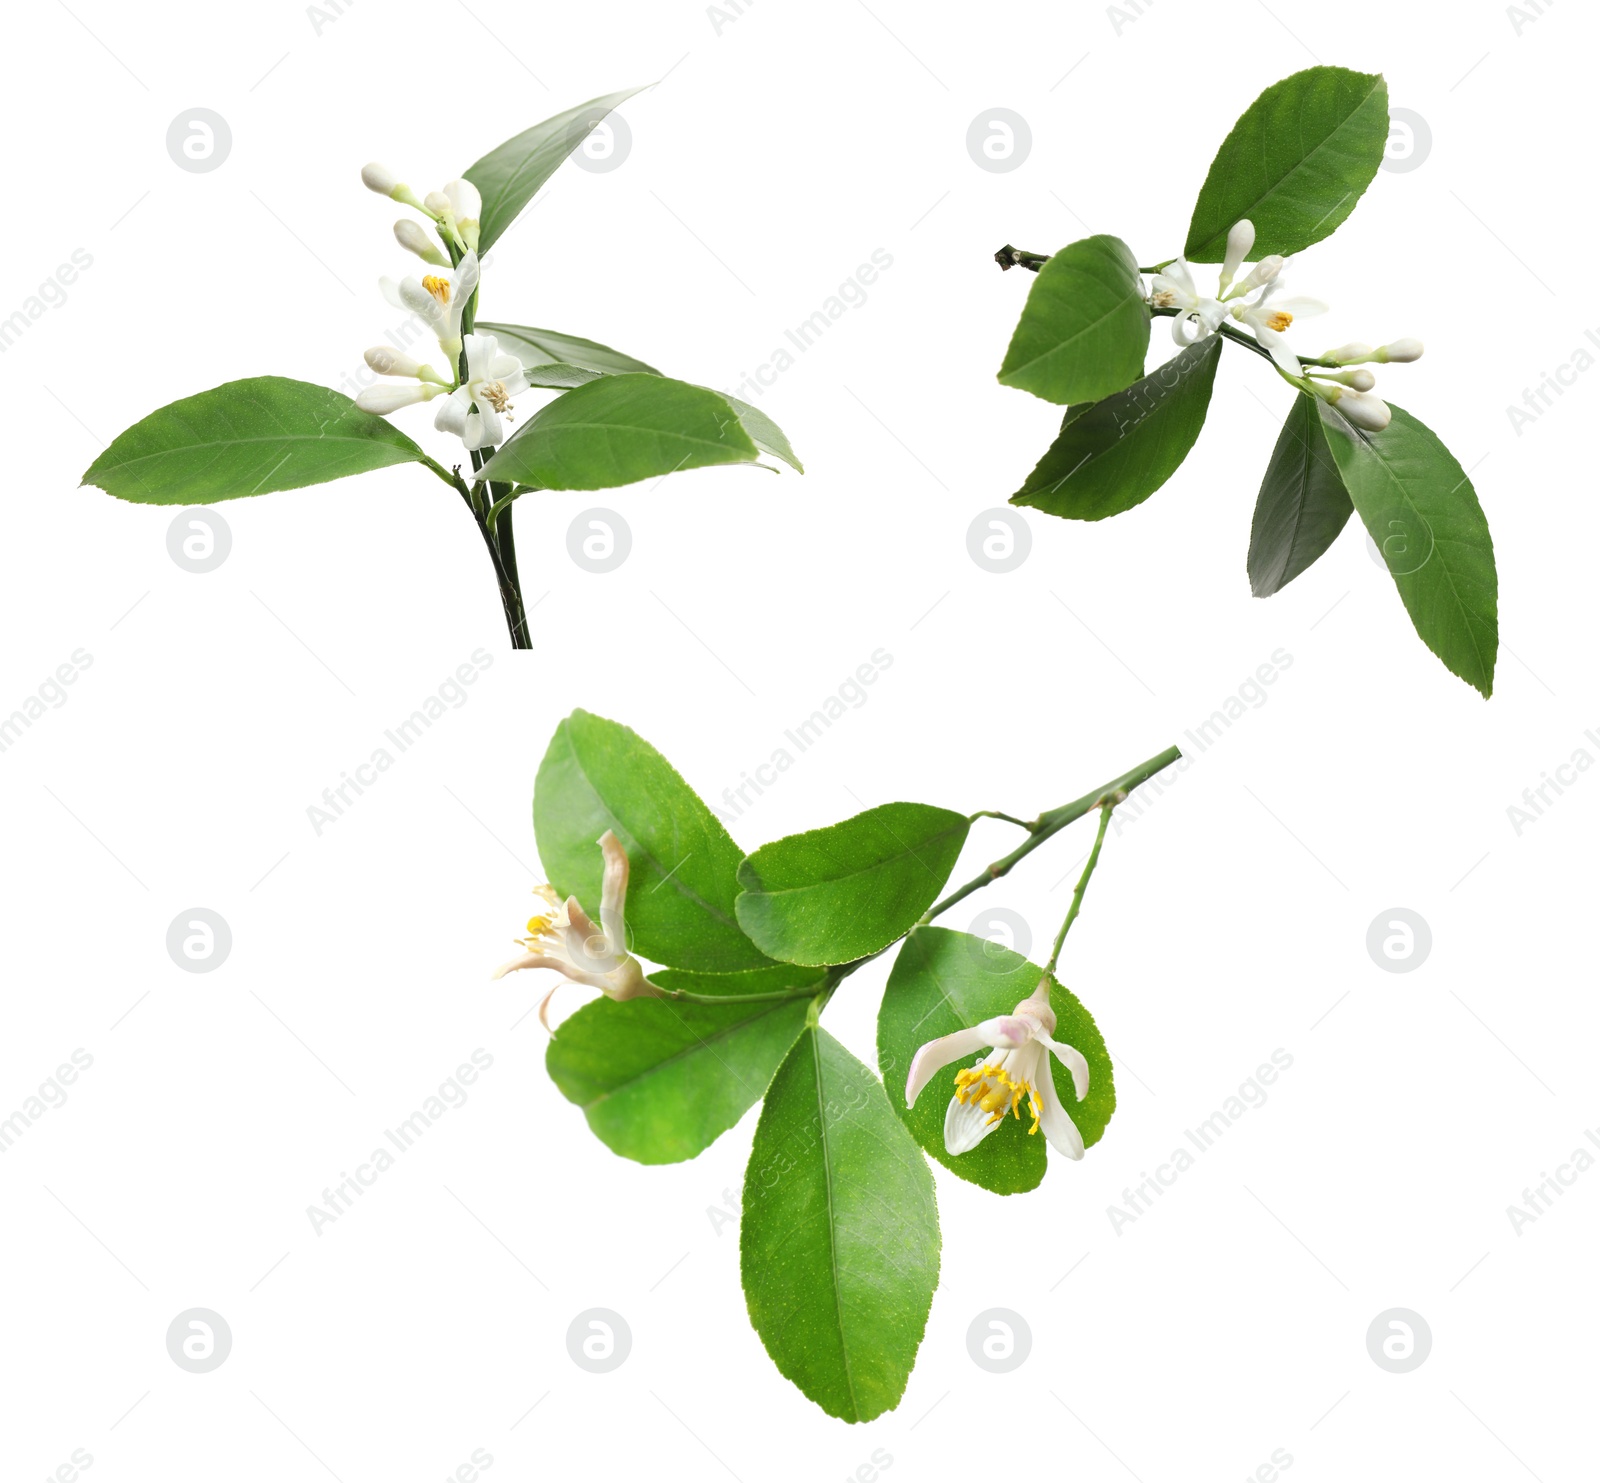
1333, 388, 1391, 431
1219, 218, 1256, 292
355, 383, 440, 414
1331, 368, 1376, 391
365, 345, 423, 378
361, 162, 399, 196
394, 219, 448, 266
1377, 338, 1423, 363
1324, 341, 1375, 365
444, 178, 482, 223
1233, 254, 1284, 296
423, 190, 452, 218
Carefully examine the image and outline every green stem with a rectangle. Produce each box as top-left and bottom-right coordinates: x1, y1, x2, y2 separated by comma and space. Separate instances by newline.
1044, 800, 1114, 975
660, 745, 1180, 1013
969, 809, 1033, 829
919, 744, 1180, 926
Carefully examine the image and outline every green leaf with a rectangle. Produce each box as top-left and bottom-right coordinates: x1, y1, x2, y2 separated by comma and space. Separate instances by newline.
721, 393, 804, 473
544, 967, 820, 1165
79, 376, 437, 504
1248, 390, 1355, 596
534, 710, 778, 972
735, 803, 971, 966
878, 926, 1116, 1195
741, 1026, 939, 1423
517, 362, 605, 390
476, 321, 662, 377
1010, 335, 1222, 520
1185, 66, 1389, 261
998, 234, 1150, 405
464, 88, 644, 253
1316, 402, 1498, 696
474, 374, 760, 489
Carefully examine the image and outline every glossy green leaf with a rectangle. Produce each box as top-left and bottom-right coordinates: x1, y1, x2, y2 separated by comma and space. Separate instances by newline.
878, 927, 1116, 1194
1185, 67, 1389, 261
464, 88, 644, 253
534, 710, 778, 972
474, 374, 760, 489
1317, 402, 1498, 696
721, 392, 804, 473
1248, 390, 1354, 596
735, 803, 970, 966
476, 321, 662, 377
545, 966, 820, 1164
516, 362, 604, 390
1011, 335, 1221, 520
742, 1026, 939, 1423
79, 376, 437, 504
998, 234, 1150, 405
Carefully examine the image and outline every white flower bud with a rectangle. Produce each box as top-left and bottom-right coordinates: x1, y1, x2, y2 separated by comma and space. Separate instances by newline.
362, 162, 399, 196
1324, 341, 1375, 365
355, 383, 440, 414
1377, 338, 1423, 363
365, 345, 423, 378
423, 190, 452, 217
444, 178, 482, 224
394, 219, 448, 266
1219, 219, 1255, 293
1233, 254, 1284, 296
1335, 368, 1376, 392
1334, 388, 1391, 431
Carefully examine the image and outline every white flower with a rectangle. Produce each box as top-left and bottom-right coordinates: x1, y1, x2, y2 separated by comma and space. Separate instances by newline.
436, 333, 530, 452
1150, 258, 1228, 347
491, 830, 660, 1030
380, 250, 479, 361
1230, 282, 1328, 377
905, 976, 1091, 1160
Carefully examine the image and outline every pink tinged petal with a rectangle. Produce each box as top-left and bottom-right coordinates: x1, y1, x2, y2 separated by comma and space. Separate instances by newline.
1039, 1035, 1091, 1101
1032, 1071, 1086, 1160
944, 1090, 1006, 1155
597, 830, 631, 955
564, 896, 623, 975
905, 1025, 989, 1106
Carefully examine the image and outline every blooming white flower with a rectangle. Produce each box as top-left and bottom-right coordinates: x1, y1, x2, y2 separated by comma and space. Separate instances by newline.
380, 250, 479, 361
491, 830, 660, 1030
905, 976, 1091, 1160
1150, 258, 1228, 347
1230, 282, 1328, 377
436, 332, 530, 451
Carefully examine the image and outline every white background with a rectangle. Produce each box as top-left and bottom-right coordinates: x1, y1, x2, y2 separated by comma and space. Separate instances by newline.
3, 0, 1595, 1478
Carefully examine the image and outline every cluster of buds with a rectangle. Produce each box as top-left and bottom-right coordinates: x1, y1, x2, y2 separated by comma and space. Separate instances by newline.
359, 163, 482, 255
1304, 339, 1425, 431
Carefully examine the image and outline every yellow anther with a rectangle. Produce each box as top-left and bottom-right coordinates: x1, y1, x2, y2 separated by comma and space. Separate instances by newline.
479, 379, 513, 415
1266, 310, 1293, 331
422, 275, 451, 305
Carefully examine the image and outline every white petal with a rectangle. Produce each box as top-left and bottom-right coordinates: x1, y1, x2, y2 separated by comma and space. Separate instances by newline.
488, 352, 522, 380
355, 383, 431, 414
905, 1026, 989, 1107
1033, 1070, 1085, 1160
1162, 258, 1197, 300
445, 177, 482, 222
1220, 219, 1255, 290
475, 404, 506, 447
434, 386, 472, 437
1271, 296, 1327, 319
1039, 1035, 1091, 1101
1256, 328, 1304, 378
944, 1089, 1006, 1155
563, 896, 623, 974
379, 276, 406, 311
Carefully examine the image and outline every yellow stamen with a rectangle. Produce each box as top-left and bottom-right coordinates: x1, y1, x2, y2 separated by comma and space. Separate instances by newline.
1151, 290, 1176, 307
421, 275, 451, 305
479, 379, 513, 416
952, 1062, 1040, 1136
1266, 310, 1293, 332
